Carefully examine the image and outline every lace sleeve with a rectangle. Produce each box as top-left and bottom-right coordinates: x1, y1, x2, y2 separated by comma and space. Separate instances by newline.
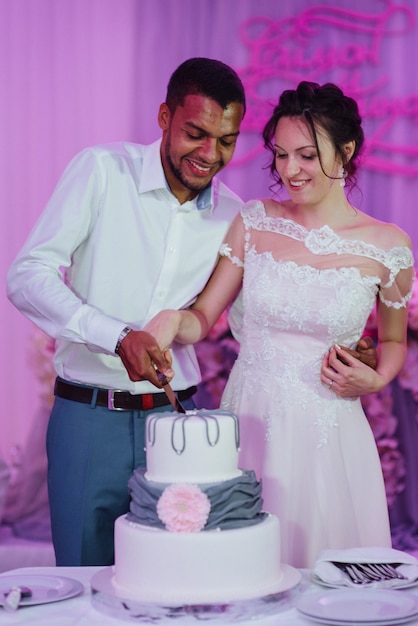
379, 248, 415, 309
219, 243, 244, 268
218, 211, 247, 268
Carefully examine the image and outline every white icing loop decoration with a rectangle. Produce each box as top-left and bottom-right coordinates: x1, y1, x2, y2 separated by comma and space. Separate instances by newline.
147, 410, 240, 455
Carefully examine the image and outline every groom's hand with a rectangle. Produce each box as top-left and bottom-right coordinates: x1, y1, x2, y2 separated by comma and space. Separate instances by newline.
338, 336, 377, 370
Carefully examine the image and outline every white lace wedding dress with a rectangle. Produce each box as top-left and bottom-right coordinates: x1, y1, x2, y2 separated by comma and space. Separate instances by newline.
220, 200, 414, 568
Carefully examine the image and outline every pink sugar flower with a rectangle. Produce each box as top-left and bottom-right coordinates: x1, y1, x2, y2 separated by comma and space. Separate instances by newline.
157, 483, 211, 532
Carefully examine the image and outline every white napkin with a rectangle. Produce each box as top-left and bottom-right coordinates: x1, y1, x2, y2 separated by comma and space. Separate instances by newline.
313, 547, 418, 588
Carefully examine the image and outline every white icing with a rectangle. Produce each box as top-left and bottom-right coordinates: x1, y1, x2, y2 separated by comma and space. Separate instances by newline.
145, 411, 241, 483
113, 514, 283, 604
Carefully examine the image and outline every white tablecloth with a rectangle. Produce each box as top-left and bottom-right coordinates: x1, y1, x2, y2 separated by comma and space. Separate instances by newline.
2, 566, 418, 625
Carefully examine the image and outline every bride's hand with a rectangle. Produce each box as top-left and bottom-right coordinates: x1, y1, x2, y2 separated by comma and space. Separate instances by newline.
320, 344, 385, 398
143, 310, 182, 353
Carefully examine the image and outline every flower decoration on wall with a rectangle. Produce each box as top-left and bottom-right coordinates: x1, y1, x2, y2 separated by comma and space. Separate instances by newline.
361, 385, 406, 508
157, 483, 211, 533
397, 341, 418, 402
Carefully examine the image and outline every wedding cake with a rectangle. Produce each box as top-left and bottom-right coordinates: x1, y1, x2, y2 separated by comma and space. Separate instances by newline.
111, 409, 285, 605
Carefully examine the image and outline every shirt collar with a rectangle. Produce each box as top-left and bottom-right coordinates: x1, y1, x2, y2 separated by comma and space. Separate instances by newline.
138, 139, 214, 212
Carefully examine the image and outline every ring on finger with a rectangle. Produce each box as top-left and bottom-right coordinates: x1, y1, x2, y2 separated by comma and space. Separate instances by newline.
328, 380, 334, 389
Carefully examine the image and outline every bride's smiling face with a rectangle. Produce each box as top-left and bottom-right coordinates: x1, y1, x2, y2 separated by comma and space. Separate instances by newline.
274, 116, 342, 205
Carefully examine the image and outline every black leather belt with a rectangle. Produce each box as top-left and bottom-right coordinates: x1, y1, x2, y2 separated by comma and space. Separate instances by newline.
54, 378, 197, 411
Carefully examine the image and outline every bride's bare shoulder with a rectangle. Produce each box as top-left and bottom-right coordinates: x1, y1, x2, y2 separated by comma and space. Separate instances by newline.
260, 197, 289, 216
356, 211, 412, 249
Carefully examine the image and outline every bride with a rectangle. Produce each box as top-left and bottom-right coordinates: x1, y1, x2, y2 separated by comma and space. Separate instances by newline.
145, 81, 415, 568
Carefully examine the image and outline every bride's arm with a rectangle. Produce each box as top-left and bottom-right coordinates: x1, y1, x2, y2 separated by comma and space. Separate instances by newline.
321, 226, 414, 398
321, 302, 408, 398
144, 254, 243, 351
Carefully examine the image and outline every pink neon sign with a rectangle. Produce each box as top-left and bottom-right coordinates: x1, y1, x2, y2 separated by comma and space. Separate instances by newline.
236, 1, 418, 175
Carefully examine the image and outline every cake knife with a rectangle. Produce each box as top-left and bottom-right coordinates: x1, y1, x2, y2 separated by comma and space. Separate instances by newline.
156, 370, 187, 413
163, 383, 187, 414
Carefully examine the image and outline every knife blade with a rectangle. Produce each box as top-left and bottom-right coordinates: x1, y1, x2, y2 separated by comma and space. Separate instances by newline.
163, 382, 187, 414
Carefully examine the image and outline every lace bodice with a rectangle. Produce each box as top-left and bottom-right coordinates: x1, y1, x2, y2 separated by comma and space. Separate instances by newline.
220, 200, 415, 446
220, 200, 414, 308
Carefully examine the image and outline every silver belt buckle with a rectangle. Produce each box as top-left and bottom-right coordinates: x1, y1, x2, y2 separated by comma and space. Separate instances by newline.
107, 389, 125, 411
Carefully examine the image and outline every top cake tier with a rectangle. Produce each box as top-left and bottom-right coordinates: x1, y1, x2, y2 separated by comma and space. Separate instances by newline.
145, 409, 242, 484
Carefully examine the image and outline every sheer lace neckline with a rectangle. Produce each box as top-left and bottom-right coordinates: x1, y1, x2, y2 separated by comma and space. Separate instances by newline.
242, 199, 413, 275
247, 199, 381, 251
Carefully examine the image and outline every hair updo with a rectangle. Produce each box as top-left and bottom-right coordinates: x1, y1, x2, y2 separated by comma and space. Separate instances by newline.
262, 81, 364, 189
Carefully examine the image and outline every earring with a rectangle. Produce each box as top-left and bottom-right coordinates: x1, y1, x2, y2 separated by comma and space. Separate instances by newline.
339, 168, 347, 187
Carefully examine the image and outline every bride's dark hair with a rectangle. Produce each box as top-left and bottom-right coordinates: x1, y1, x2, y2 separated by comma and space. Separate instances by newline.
262, 81, 364, 190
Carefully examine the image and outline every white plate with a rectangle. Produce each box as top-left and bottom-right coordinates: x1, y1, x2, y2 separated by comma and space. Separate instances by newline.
0, 574, 84, 607
311, 571, 418, 590
297, 588, 418, 625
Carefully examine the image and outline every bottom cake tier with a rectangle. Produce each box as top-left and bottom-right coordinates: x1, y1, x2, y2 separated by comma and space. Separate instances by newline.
112, 513, 283, 604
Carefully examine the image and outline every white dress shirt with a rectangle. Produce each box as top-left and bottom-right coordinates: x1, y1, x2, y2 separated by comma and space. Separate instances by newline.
7, 140, 243, 393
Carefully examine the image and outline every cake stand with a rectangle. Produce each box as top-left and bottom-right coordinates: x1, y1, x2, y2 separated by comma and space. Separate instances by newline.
90, 564, 302, 622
